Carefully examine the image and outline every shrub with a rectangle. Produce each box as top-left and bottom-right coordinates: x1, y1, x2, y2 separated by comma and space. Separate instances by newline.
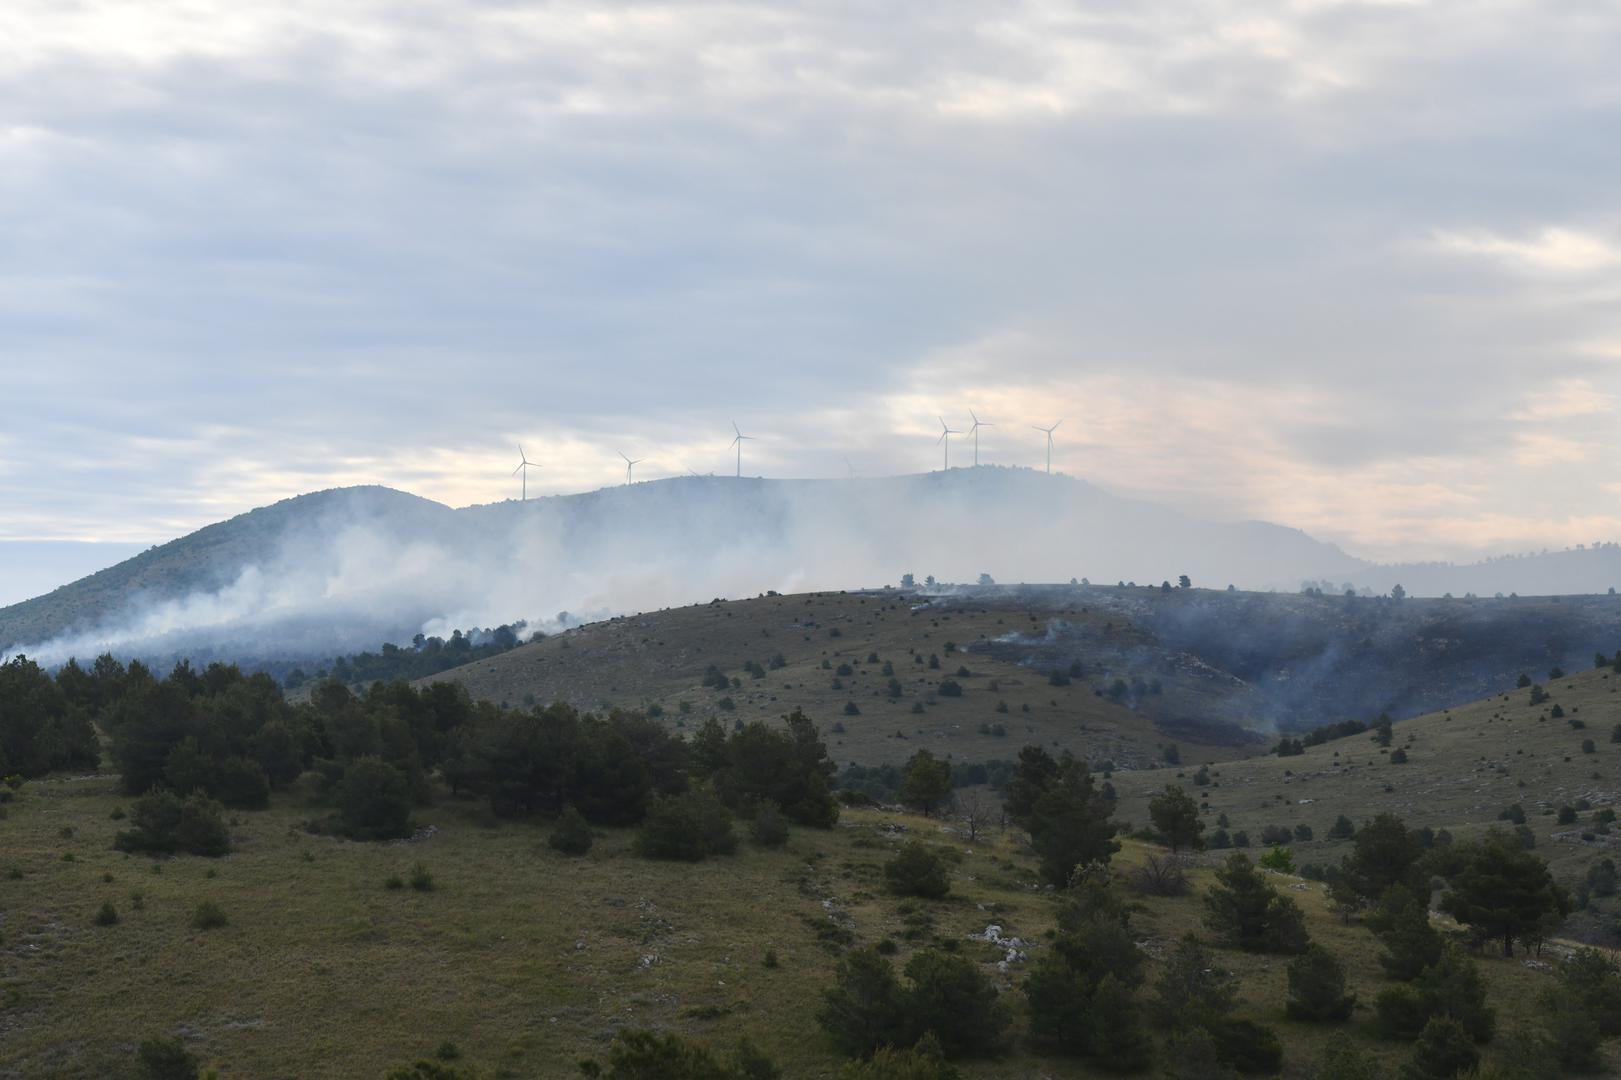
136, 1036, 200, 1080
903, 949, 1013, 1058
1258, 845, 1295, 873
818, 947, 911, 1058
385, 873, 404, 890
750, 805, 789, 847
1400, 1016, 1478, 1080
885, 842, 950, 899
1286, 944, 1356, 1022
936, 680, 962, 698
1131, 852, 1192, 897
839, 1034, 960, 1079
1328, 815, 1356, 839
191, 901, 228, 930
548, 807, 594, 855
333, 757, 414, 841
213, 755, 271, 810
636, 788, 737, 861
1149, 785, 1204, 851
1203, 852, 1309, 953
578, 1028, 781, 1079
409, 862, 435, 892
1210, 1017, 1283, 1074
94, 901, 119, 926
113, 789, 231, 857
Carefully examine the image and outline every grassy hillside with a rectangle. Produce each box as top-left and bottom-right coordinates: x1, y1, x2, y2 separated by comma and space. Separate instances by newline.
417, 590, 1255, 770
1, 772, 1606, 1079
0, 487, 454, 653
1110, 659, 1621, 937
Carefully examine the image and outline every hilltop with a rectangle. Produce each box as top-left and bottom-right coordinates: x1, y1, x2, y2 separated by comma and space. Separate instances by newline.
0, 469, 1368, 665
418, 586, 1621, 760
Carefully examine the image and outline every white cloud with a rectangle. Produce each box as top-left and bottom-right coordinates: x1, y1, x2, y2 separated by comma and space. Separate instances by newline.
1430, 226, 1621, 274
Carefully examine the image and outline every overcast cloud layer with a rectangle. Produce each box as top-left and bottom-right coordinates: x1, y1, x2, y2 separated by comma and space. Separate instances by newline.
3, 1, 1620, 570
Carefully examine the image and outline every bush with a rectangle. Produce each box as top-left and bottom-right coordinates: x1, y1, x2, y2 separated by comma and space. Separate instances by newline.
750, 805, 789, 847
1286, 944, 1356, 1022
333, 757, 415, 841
636, 788, 737, 861
1131, 852, 1192, 897
213, 755, 271, 810
885, 842, 951, 899
136, 1036, 200, 1080
94, 901, 119, 926
903, 949, 1013, 1058
191, 901, 228, 930
578, 1028, 781, 1079
1401, 1016, 1478, 1080
839, 1034, 960, 1079
113, 789, 231, 857
936, 680, 962, 698
409, 862, 435, 891
1203, 852, 1309, 953
548, 807, 594, 855
1209, 1017, 1283, 1074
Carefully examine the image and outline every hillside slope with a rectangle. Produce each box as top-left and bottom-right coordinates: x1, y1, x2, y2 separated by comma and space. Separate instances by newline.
0, 469, 1367, 663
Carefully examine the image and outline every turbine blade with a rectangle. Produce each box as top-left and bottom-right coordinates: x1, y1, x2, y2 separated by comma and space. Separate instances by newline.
512, 464, 523, 475
1052, 419, 1063, 431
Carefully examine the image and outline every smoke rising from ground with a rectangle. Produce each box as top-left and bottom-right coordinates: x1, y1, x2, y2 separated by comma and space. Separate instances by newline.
2, 471, 1363, 666
7, 469, 1621, 670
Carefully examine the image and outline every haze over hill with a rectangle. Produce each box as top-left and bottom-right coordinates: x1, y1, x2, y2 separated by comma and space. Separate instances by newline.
5, 466, 1621, 669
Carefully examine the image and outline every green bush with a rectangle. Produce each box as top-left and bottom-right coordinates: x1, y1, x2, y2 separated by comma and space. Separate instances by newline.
94, 901, 119, 927
409, 863, 435, 892
191, 901, 228, 930
136, 1036, 200, 1080
636, 788, 737, 861
1400, 1016, 1478, 1080
1210, 1017, 1283, 1074
884, 842, 950, 899
902, 950, 1013, 1058
1202, 852, 1309, 953
577, 1028, 780, 1079
334, 757, 415, 841
839, 1033, 960, 1079
749, 805, 789, 847
548, 807, 595, 855
1285, 944, 1356, 1022
113, 789, 231, 857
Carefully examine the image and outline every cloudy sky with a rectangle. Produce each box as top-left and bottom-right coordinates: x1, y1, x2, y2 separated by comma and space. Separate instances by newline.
4, 0, 1620, 577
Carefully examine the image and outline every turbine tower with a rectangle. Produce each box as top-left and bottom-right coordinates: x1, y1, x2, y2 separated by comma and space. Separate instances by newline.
619, 451, 643, 485
937, 417, 962, 471
728, 421, 755, 478
966, 409, 994, 466
512, 445, 539, 500
1032, 420, 1063, 474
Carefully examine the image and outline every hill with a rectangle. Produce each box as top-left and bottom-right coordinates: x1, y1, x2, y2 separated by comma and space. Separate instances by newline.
1109, 658, 1621, 941
0, 470, 1367, 664
418, 586, 1621, 762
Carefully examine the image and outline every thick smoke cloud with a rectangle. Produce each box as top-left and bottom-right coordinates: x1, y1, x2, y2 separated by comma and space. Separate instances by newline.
2, 472, 1365, 666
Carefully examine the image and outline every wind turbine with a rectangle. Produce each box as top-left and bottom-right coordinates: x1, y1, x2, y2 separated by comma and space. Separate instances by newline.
844, 456, 856, 480
512, 445, 539, 500
937, 417, 962, 471
619, 451, 643, 485
966, 409, 994, 466
728, 421, 755, 478
1031, 420, 1063, 474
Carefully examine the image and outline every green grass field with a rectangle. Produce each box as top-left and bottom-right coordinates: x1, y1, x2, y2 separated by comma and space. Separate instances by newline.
3, 766, 1608, 1078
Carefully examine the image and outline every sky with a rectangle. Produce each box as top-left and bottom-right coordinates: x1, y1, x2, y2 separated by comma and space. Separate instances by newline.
3, 0, 1620, 578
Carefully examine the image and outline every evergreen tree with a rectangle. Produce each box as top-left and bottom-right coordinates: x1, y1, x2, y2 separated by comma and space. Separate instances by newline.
1203, 853, 1310, 953
1439, 830, 1568, 956
1286, 944, 1357, 1021
1400, 1017, 1478, 1080
898, 750, 954, 816
1149, 784, 1205, 852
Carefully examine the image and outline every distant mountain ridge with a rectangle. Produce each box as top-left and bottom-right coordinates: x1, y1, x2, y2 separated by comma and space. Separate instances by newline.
8, 468, 1609, 665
